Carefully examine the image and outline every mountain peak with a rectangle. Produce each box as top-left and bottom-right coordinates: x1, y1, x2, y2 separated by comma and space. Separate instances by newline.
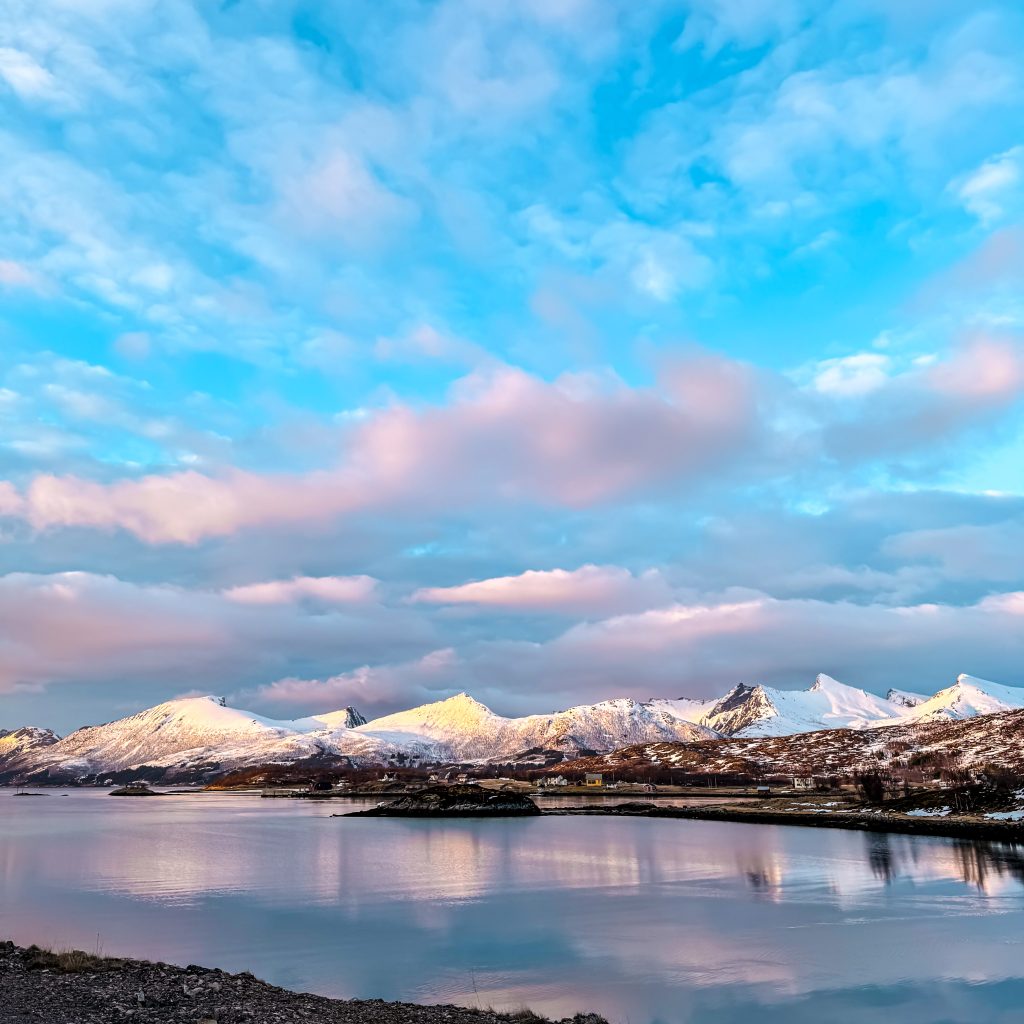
341, 706, 367, 728
436, 692, 493, 712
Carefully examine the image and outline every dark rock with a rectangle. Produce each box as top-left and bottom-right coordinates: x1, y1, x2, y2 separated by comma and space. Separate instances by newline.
346, 784, 541, 817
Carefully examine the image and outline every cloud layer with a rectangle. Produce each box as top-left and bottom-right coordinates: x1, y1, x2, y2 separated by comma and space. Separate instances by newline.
1, 1, 1023, 730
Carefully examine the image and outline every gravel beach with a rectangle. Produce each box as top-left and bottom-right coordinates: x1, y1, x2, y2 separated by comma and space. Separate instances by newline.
0, 943, 607, 1024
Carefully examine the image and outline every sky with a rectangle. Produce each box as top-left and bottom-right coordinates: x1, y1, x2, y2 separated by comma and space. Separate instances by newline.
2, 0, 1024, 733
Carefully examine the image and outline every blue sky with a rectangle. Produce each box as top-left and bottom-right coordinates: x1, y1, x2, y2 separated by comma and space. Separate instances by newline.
2, 0, 1024, 731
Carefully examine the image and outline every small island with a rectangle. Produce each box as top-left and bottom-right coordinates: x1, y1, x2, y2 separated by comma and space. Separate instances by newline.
345, 784, 541, 818
109, 783, 162, 797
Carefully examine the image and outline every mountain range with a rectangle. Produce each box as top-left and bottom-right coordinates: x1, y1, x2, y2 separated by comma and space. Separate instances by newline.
3, 672, 1023, 785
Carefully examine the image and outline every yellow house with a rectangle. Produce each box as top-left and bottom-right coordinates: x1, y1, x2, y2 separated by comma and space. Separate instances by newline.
585, 773, 603, 788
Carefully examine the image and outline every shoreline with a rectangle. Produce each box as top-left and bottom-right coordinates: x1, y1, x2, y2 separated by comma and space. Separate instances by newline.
546, 802, 1024, 842
0, 942, 607, 1024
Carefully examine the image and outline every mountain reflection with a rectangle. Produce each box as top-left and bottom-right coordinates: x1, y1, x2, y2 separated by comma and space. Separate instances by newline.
858, 831, 1024, 892
5, 791, 1024, 1024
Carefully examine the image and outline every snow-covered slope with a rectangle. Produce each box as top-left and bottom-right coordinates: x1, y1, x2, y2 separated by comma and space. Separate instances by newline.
356, 693, 719, 761
897, 674, 1024, 723
886, 688, 928, 709
18, 697, 331, 778
700, 675, 909, 737
0, 726, 60, 761
12, 696, 410, 782
647, 696, 719, 724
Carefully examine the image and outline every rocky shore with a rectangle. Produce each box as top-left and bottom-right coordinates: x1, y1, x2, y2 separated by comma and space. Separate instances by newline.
0, 943, 606, 1024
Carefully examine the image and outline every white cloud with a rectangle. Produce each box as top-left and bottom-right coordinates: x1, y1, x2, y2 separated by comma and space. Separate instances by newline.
813, 352, 892, 397
0, 47, 60, 101
954, 145, 1023, 225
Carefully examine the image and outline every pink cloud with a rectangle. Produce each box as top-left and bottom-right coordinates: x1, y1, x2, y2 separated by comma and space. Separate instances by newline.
21, 468, 357, 544
0, 481, 24, 516
0, 259, 41, 289
0, 341, 1018, 546
0, 571, 431, 697
412, 564, 673, 615
928, 334, 1024, 401
249, 648, 460, 712
1, 355, 769, 544
520, 592, 1024, 699
821, 332, 1024, 459
244, 589, 1024, 718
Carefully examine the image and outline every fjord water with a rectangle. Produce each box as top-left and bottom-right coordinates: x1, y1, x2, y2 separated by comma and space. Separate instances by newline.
3, 791, 1024, 1023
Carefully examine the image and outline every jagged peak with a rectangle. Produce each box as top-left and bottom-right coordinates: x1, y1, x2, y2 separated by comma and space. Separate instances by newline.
341, 706, 367, 728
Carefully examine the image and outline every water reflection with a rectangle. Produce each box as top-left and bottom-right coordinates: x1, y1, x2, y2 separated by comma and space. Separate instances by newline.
3, 791, 1024, 1023
867, 834, 896, 883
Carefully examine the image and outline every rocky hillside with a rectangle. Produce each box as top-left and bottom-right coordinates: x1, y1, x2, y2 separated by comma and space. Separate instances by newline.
0, 726, 60, 779
548, 707, 1024, 781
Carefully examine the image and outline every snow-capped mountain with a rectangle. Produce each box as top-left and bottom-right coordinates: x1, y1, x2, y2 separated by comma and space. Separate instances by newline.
896, 674, 1024, 723
7, 672, 1024, 785
4, 697, 406, 784
355, 693, 718, 761
695, 673, 1024, 737
699, 675, 906, 737
4, 693, 718, 784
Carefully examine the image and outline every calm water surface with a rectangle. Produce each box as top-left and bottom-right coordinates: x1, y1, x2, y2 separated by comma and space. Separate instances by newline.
3, 790, 1024, 1023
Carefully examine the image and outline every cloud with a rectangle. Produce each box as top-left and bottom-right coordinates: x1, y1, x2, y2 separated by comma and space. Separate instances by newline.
674, 0, 807, 56
527, 591, 1024, 698
954, 145, 1024, 224
1, 336, 1020, 543
0, 46, 61, 102
0, 354, 773, 542
224, 575, 379, 606
885, 517, 1024, 584
412, 565, 673, 615
812, 353, 892, 397
820, 333, 1024, 460
276, 148, 418, 250
0, 259, 42, 290
246, 588, 1024, 717
112, 332, 151, 360
0, 570, 432, 698
374, 323, 487, 368
247, 648, 461, 713
0, 351, 230, 477
521, 205, 714, 302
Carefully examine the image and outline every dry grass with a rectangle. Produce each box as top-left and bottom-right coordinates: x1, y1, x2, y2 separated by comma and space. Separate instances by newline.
25, 944, 114, 974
